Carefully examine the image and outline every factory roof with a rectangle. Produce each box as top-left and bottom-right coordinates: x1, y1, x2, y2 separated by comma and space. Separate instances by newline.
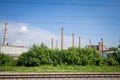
0, 44, 28, 48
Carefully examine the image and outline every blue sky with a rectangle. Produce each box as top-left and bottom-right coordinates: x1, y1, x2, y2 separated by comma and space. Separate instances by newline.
0, 0, 120, 49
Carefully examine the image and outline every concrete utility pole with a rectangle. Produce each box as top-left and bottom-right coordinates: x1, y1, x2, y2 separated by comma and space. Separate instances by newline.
61, 27, 64, 49
72, 33, 74, 47
51, 38, 54, 49
79, 36, 81, 48
89, 38, 91, 48
3, 22, 8, 45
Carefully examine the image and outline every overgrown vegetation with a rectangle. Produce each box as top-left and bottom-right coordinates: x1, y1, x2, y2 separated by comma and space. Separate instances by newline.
0, 53, 15, 66
107, 50, 120, 66
17, 43, 120, 67
0, 65, 120, 72
0, 43, 120, 72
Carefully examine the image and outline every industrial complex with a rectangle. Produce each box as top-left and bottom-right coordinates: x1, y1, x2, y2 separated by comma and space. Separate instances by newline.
0, 23, 28, 58
0, 23, 114, 58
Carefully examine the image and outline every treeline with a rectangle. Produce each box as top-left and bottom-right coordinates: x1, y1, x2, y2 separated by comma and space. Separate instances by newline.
0, 43, 120, 66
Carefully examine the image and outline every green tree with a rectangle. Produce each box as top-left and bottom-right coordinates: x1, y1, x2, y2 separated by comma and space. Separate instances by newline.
118, 44, 120, 48
17, 43, 52, 66
107, 57, 118, 66
112, 51, 120, 65
17, 51, 40, 66
0, 53, 15, 66
106, 52, 119, 66
17, 43, 120, 67
67, 47, 80, 65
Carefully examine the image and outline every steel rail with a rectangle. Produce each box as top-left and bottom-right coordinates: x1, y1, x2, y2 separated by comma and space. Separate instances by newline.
0, 73, 120, 79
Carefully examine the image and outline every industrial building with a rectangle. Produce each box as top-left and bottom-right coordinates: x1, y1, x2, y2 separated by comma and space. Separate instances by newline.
0, 23, 29, 58
0, 45, 28, 58
86, 39, 113, 54
0, 22, 114, 58
86, 42, 108, 52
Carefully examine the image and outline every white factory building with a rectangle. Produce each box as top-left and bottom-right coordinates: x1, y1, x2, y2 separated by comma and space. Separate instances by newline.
0, 23, 29, 58
0, 45, 28, 58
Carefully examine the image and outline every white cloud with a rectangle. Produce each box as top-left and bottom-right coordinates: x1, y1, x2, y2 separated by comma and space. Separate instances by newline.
19, 25, 28, 33
13, 40, 29, 47
0, 22, 88, 49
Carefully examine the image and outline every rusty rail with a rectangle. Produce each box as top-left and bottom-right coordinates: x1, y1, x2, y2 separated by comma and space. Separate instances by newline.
0, 73, 120, 79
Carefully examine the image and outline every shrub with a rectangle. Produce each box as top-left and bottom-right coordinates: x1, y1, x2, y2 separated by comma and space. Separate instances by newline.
0, 53, 15, 66
17, 43, 120, 67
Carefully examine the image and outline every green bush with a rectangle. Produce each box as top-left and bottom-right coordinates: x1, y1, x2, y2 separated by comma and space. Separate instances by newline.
113, 51, 120, 65
1, 43, 120, 67
107, 57, 119, 66
17, 43, 53, 67
0, 53, 15, 66
106, 51, 120, 66
17, 43, 106, 66
17, 43, 120, 67
17, 52, 40, 67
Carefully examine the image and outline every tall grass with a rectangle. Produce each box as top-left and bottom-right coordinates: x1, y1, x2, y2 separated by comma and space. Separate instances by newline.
0, 65, 120, 72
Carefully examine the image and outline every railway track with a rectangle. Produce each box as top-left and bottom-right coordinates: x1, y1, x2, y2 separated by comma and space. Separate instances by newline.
0, 73, 120, 79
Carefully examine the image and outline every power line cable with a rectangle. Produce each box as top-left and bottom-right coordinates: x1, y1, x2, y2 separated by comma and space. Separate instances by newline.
1, 22, 120, 25
0, 14, 120, 18
0, 1, 120, 6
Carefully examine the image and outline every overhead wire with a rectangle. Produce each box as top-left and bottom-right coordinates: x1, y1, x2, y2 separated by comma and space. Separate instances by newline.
0, 1, 120, 25
0, 14, 120, 25
0, 14, 120, 18
0, 21, 120, 25
0, 1, 120, 6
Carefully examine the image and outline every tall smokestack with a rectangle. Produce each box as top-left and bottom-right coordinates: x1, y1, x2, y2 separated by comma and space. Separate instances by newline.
89, 38, 91, 48
79, 36, 81, 48
72, 33, 74, 47
101, 38, 103, 52
61, 27, 64, 49
51, 38, 54, 49
98, 42, 102, 52
3, 22, 8, 45
55, 40, 58, 49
